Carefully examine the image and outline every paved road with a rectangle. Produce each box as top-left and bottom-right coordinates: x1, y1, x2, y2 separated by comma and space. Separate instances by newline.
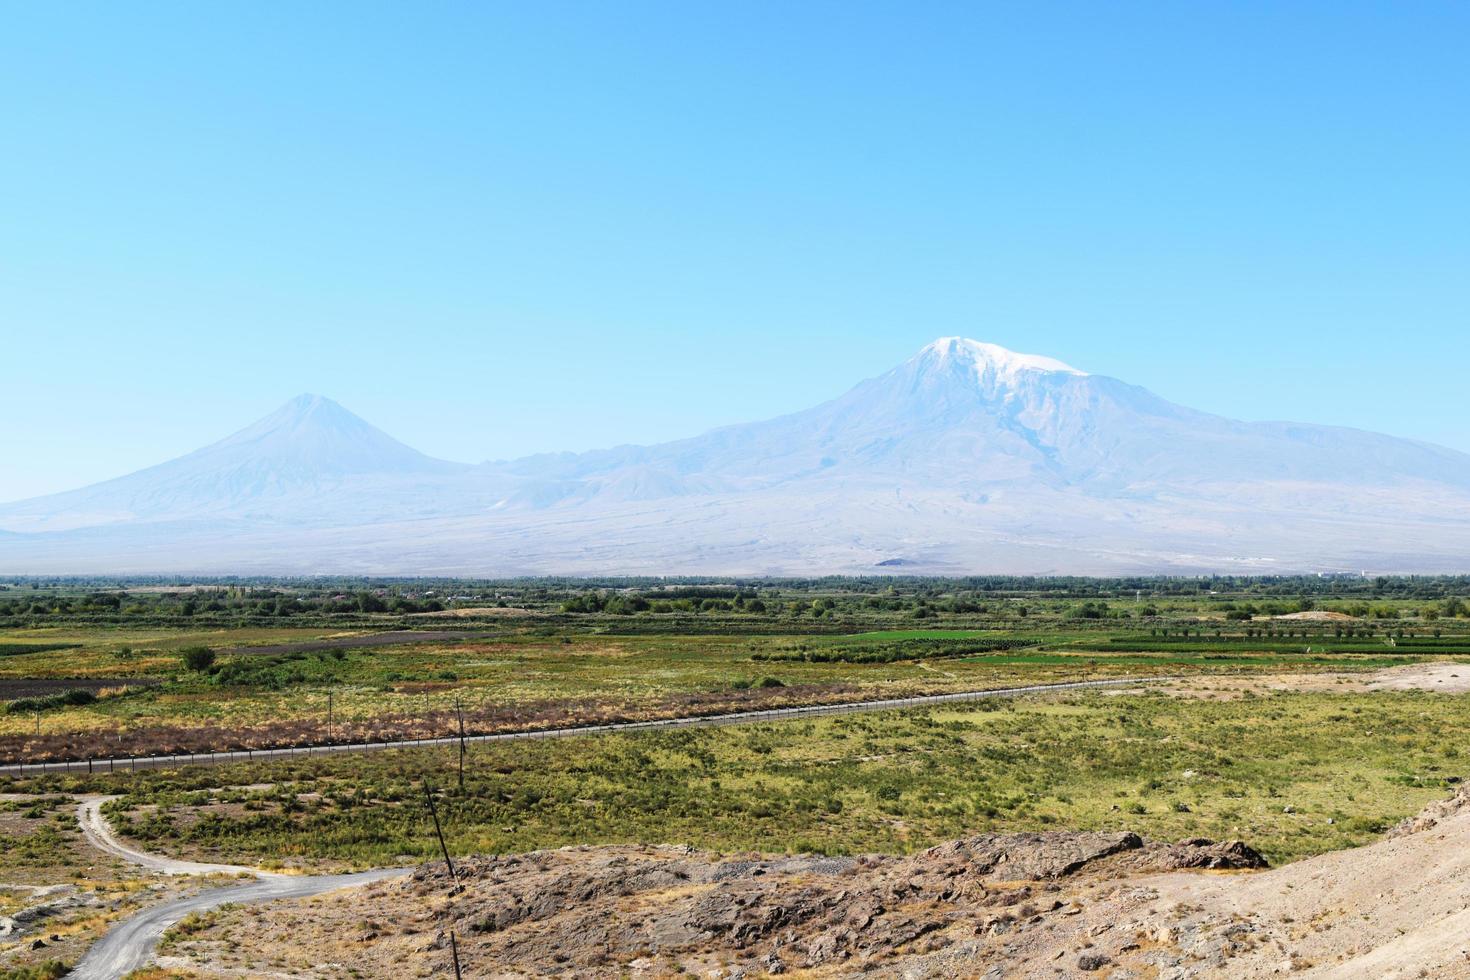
0, 675, 1168, 778
68, 868, 406, 979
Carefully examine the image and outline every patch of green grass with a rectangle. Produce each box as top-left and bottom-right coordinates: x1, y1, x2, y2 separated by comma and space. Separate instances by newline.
846, 629, 999, 641
0, 643, 80, 657
0, 962, 70, 980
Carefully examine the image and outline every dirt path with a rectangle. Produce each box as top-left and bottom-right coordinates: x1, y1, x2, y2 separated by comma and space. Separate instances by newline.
75, 796, 276, 878
66, 794, 406, 978
67, 869, 405, 980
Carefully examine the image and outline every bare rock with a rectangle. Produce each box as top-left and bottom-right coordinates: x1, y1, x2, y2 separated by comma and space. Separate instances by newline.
1388, 781, 1470, 838
922, 831, 1144, 879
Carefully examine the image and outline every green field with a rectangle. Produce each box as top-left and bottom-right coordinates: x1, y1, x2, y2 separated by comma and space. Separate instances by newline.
2, 574, 1468, 764
2, 574, 1469, 883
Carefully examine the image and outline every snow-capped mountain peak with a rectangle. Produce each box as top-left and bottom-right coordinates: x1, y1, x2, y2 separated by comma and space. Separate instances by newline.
919, 337, 1088, 381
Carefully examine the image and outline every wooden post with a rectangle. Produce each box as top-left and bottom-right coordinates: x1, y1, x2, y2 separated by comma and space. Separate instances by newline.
424, 782, 459, 887
449, 930, 464, 980
424, 778, 466, 977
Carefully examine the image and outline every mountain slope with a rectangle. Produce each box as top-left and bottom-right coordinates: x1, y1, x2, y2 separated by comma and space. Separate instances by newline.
1, 340, 1468, 573
0, 395, 477, 533
485, 337, 1470, 502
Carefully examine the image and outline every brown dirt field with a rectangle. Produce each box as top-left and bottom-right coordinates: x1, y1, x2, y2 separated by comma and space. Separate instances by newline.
410, 607, 535, 618
1272, 611, 1358, 622
0, 677, 160, 701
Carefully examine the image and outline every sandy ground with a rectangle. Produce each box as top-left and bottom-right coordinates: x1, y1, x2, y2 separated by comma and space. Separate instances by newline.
1154, 660, 1470, 700
873, 780, 1470, 977
1092, 783, 1470, 978
1364, 660, 1470, 692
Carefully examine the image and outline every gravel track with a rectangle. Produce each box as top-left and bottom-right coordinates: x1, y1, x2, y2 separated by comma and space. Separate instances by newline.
67, 795, 406, 978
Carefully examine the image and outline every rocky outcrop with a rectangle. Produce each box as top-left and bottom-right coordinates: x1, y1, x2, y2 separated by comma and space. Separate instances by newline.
394, 830, 1266, 975
1386, 778, 1470, 838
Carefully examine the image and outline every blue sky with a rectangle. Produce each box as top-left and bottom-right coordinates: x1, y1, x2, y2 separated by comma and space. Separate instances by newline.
3, 2, 1467, 502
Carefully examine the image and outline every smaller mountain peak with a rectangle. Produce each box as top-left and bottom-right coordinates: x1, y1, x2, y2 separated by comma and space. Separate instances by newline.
281, 392, 338, 413
920, 337, 1087, 379
267, 393, 364, 426
233, 394, 377, 443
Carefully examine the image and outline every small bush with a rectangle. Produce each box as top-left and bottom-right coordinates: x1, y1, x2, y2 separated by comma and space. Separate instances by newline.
0, 961, 70, 980
181, 646, 216, 671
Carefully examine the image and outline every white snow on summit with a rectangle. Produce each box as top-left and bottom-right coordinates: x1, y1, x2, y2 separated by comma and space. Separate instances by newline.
921, 337, 1088, 380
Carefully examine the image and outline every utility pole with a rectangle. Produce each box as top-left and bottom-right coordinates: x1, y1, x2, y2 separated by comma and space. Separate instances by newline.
455, 697, 467, 792
327, 690, 334, 743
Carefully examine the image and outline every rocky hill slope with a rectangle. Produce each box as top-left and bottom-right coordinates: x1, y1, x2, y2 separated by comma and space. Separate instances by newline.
157, 781, 1470, 977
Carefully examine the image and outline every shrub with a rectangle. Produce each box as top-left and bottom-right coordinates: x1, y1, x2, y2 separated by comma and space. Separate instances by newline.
0, 962, 70, 980
181, 646, 216, 671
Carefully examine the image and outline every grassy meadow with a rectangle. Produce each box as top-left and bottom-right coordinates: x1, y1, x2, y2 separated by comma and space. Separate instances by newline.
4, 688, 1458, 870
